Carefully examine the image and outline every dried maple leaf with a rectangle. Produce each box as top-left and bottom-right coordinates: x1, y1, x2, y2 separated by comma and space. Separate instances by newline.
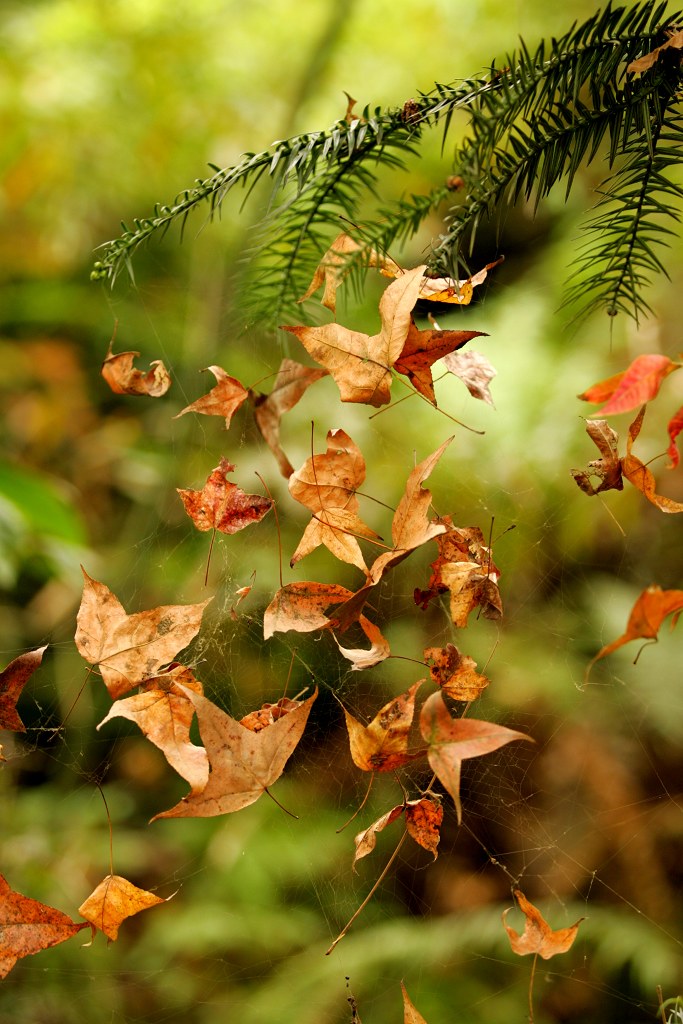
101, 345, 171, 397
667, 405, 683, 468
571, 419, 624, 495
78, 874, 168, 941
401, 982, 430, 1024
333, 617, 391, 670
0, 874, 90, 977
239, 696, 305, 732
415, 520, 502, 626
288, 428, 379, 572
585, 584, 683, 681
443, 349, 497, 407
424, 643, 489, 701
297, 232, 400, 314
502, 890, 584, 959
353, 797, 442, 866
153, 687, 317, 819
97, 664, 209, 795
177, 457, 273, 533
343, 682, 424, 772
253, 358, 328, 477
174, 366, 249, 428
383, 257, 504, 305
0, 646, 46, 732
578, 354, 680, 416
420, 691, 532, 822
621, 406, 683, 512
627, 27, 683, 73
75, 568, 211, 699
282, 266, 426, 407
394, 321, 485, 404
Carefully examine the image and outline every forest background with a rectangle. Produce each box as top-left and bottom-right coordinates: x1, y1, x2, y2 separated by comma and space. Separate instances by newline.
1, 0, 682, 1022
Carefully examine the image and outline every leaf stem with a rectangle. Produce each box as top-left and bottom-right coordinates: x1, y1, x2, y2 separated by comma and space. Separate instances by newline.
528, 951, 538, 1024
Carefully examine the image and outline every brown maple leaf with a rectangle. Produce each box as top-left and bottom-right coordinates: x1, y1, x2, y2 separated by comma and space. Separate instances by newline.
420, 691, 532, 822
78, 874, 169, 941
101, 345, 171, 397
627, 27, 683, 73
415, 520, 503, 626
282, 266, 427, 407
0, 645, 47, 732
571, 419, 624, 496
174, 366, 249, 428
253, 358, 328, 477
239, 696, 306, 732
401, 982, 430, 1024
382, 257, 504, 306
97, 664, 209, 795
343, 682, 424, 772
353, 797, 443, 866
0, 874, 90, 978
153, 687, 317, 819
297, 232, 400, 314
75, 568, 211, 699
424, 643, 489, 701
502, 890, 584, 959
621, 406, 683, 513
585, 583, 683, 683
177, 457, 273, 533
394, 320, 485, 404
288, 428, 379, 572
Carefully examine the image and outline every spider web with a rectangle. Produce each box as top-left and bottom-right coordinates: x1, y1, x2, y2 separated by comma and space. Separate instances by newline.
1, 279, 682, 1024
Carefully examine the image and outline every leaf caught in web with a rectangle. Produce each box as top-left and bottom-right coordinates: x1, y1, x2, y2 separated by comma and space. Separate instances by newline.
177, 457, 273, 533
571, 419, 624, 496
253, 358, 328, 477
585, 583, 683, 681
297, 232, 400, 314
667, 405, 683, 469
343, 682, 424, 772
502, 890, 584, 959
401, 982, 430, 1024
424, 643, 490, 701
353, 797, 443, 867
75, 569, 211, 699
621, 407, 683, 512
578, 354, 680, 416
174, 366, 249, 428
443, 349, 497, 406
415, 520, 502, 626
78, 874, 169, 941
0, 874, 90, 977
383, 257, 504, 306
0, 646, 47, 732
394, 321, 485, 404
101, 345, 171, 397
153, 687, 317, 819
420, 691, 532, 822
627, 27, 683, 73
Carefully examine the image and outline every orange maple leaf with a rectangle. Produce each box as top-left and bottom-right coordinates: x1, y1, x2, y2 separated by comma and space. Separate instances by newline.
424, 643, 490, 701
0, 646, 47, 732
502, 890, 584, 959
177, 457, 273, 533
343, 682, 424, 772
353, 797, 443, 866
578, 353, 681, 416
0, 874, 90, 977
174, 365, 249, 428
621, 407, 683, 513
78, 874, 169, 941
415, 520, 502, 626
394, 321, 485, 404
101, 345, 171, 397
667, 405, 683, 468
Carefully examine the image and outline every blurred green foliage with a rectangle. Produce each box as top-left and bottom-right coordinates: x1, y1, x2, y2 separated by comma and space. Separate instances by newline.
1, 1, 682, 1022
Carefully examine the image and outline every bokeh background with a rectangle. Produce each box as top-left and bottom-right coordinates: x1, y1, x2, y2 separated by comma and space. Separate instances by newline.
1, 1, 682, 1021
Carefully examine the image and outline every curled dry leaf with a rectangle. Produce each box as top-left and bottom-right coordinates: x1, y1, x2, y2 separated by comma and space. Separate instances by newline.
297, 232, 400, 314
239, 696, 305, 732
353, 797, 442, 867
627, 26, 683, 73
394, 321, 486, 404
415, 520, 502, 626
177, 457, 273, 533
174, 366, 249, 428
578, 353, 680, 416
253, 358, 328, 477
0, 645, 47, 732
343, 681, 424, 772
420, 691, 532, 822
75, 568, 211, 699
288, 428, 379, 573
384, 256, 504, 306
97, 664, 209, 795
0, 874, 90, 978
622, 406, 683, 513
424, 643, 489, 701
78, 874, 168, 942
443, 349, 497, 407
401, 982, 430, 1024
667, 405, 683, 468
571, 419, 624, 495
502, 890, 584, 959
282, 266, 427, 407
153, 687, 317, 819
333, 616, 391, 671
585, 584, 683, 682
101, 346, 171, 397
